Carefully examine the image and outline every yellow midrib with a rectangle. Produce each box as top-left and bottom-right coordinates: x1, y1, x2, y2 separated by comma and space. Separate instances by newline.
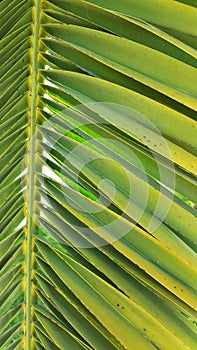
24, 0, 41, 349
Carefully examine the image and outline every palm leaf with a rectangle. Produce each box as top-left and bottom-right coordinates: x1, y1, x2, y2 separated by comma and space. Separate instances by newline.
0, 0, 197, 349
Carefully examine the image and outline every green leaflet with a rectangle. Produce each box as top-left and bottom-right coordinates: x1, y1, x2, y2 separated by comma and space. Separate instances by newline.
44, 24, 197, 111
81, 0, 197, 36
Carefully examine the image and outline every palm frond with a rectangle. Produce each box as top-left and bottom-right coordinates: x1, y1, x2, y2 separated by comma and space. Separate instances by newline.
0, 0, 197, 349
